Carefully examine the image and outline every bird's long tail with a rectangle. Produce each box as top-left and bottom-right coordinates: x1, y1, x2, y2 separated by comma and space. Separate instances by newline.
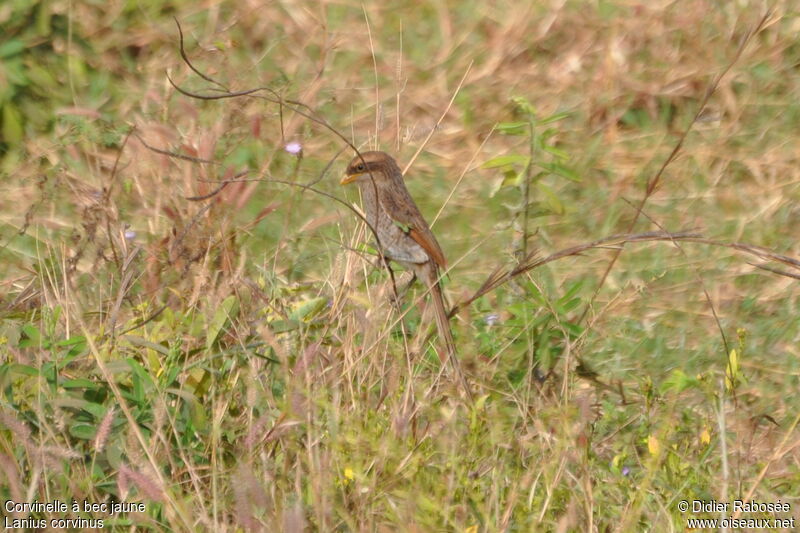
427, 273, 473, 401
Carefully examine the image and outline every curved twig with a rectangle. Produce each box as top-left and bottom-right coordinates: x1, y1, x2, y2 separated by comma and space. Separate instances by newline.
578, 12, 772, 324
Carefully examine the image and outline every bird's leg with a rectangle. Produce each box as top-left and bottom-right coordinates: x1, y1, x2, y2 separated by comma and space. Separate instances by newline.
373, 250, 390, 270
387, 271, 416, 307
398, 272, 417, 297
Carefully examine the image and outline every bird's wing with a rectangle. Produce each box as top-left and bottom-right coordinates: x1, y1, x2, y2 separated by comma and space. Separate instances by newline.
378, 183, 448, 268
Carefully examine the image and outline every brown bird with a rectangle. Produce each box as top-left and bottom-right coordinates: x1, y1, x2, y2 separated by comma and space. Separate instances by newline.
341, 151, 471, 398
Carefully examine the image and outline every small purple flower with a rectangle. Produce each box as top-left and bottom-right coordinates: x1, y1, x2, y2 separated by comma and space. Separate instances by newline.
621, 466, 631, 476
484, 313, 499, 326
124, 230, 136, 241
284, 142, 302, 155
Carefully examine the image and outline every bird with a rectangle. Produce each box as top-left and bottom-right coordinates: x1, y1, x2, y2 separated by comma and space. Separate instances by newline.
340, 151, 471, 399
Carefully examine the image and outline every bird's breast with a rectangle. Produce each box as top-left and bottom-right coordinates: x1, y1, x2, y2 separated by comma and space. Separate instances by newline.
359, 184, 429, 265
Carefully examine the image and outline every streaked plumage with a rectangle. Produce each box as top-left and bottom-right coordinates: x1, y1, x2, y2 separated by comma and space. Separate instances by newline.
341, 151, 471, 399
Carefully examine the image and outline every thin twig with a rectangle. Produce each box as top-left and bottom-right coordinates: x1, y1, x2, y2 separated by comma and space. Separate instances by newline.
450, 231, 701, 316
402, 61, 473, 175
431, 125, 495, 227
185, 171, 249, 201
363, 7, 380, 147
620, 197, 729, 354
578, 12, 771, 324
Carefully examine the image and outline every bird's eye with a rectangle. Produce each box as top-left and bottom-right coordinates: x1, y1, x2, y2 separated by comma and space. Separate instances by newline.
356, 163, 365, 172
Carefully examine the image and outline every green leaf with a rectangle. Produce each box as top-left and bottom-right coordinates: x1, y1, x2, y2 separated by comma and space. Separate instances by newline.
558, 281, 584, 303
489, 169, 522, 198
660, 369, 699, 394
105, 360, 133, 374
0, 40, 25, 59
206, 295, 239, 351
81, 401, 107, 419
552, 163, 580, 182
56, 335, 87, 362
497, 121, 528, 135
560, 298, 581, 313
61, 378, 98, 390
4, 363, 40, 377
24, 63, 57, 90
473, 394, 490, 411
2, 104, 24, 145
563, 322, 584, 336
0, 222, 50, 260
52, 397, 92, 411
269, 319, 301, 333
106, 439, 124, 469
122, 335, 170, 356
3, 59, 28, 87
291, 297, 328, 322
70, 422, 97, 440
54, 335, 85, 348
525, 282, 545, 303
536, 182, 564, 215
126, 358, 156, 402
542, 144, 570, 160
539, 162, 581, 182
538, 111, 570, 125
18, 324, 41, 348
168, 387, 207, 431
481, 154, 529, 169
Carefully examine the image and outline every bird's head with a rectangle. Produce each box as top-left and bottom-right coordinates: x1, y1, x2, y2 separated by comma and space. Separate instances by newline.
340, 151, 399, 185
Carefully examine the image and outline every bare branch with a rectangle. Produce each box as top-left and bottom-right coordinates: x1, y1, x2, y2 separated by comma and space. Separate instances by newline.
450, 231, 701, 316
579, 12, 772, 323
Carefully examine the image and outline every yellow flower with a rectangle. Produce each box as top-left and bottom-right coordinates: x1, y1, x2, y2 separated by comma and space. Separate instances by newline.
340, 467, 355, 486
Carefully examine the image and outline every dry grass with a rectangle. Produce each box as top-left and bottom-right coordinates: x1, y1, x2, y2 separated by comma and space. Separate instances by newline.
1, 0, 799, 531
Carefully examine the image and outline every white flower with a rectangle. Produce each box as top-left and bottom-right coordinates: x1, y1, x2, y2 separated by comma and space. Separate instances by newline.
284, 142, 302, 155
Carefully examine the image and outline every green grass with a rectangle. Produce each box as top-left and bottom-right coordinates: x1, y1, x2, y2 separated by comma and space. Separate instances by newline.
1, 1, 799, 531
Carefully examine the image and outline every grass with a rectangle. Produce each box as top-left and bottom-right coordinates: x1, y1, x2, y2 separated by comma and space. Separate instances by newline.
1, 1, 799, 531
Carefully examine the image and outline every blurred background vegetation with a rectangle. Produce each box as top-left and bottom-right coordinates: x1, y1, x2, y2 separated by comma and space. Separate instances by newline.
1, 1, 798, 530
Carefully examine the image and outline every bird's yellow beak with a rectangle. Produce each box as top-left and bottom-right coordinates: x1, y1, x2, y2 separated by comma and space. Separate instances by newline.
340, 172, 361, 185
